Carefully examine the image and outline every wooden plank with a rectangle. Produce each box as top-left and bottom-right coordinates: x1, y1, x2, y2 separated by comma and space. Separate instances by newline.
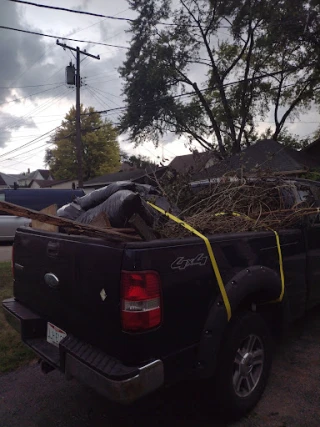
0, 200, 141, 242
32, 204, 58, 232
128, 213, 157, 241
88, 211, 111, 229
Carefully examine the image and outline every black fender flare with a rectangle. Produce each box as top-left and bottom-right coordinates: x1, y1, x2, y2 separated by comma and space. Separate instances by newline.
195, 265, 288, 378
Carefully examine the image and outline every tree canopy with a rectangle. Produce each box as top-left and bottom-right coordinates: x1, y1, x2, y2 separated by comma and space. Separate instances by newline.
119, 0, 320, 154
121, 152, 157, 169
45, 105, 120, 181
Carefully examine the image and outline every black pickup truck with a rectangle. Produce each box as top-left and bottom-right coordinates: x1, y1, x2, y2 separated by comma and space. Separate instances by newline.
3, 178, 320, 419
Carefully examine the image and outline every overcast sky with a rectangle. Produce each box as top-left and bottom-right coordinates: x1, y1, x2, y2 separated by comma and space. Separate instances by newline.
0, 0, 318, 176
0, 0, 191, 175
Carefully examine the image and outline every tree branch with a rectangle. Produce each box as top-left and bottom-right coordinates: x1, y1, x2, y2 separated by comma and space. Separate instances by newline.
236, 25, 255, 148
221, 33, 251, 81
273, 80, 313, 139
204, 4, 217, 37
180, 0, 236, 150
274, 72, 285, 129
165, 117, 215, 151
192, 82, 225, 154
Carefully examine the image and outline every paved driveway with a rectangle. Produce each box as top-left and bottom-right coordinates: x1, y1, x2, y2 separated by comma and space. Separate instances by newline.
1, 309, 320, 427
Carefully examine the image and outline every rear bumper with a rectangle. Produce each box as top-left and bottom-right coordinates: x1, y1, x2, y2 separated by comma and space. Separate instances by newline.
2, 298, 164, 404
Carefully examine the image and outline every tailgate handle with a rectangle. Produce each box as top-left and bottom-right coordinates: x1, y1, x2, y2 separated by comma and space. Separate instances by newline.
47, 241, 59, 257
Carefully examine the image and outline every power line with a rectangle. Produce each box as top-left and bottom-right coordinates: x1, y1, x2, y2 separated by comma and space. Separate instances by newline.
0, 82, 64, 89
88, 85, 122, 99
7, 0, 135, 23
0, 84, 64, 107
0, 86, 72, 132
87, 85, 122, 108
0, 86, 69, 131
0, 126, 60, 160
5, 9, 123, 89
7, 0, 317, 35
84, 77, 120, 85
84, 71, 118, 81
0, 124, 113, 164
0, 26, 129, 49
3, 141, 53, 162
1, 134, 49, 139
1, 141, 52, 162
5, 0, 191, 28
0, 7, 130, 169
85, 86, 110, 110
83, 66, 316, 117
18, 113, 68, 118
0, 143, 55, 169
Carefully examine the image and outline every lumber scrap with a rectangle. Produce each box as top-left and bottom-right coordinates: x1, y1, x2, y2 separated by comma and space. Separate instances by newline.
128, 213, 157, 241
88, 211, 111, 229
32, 204, 58, 232
0, 200, 140, 242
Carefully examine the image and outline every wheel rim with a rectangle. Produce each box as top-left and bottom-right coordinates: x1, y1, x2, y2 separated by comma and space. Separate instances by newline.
232, 334, 264, 398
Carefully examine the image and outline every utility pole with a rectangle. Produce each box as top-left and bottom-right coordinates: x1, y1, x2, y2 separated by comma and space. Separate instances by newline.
56, 40, 100, 188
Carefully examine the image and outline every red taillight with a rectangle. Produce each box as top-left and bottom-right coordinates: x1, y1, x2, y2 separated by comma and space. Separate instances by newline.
121, 271, 162, 332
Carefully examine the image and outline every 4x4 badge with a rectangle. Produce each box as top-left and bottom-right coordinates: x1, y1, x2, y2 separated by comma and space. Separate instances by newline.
171, 253, 208, 270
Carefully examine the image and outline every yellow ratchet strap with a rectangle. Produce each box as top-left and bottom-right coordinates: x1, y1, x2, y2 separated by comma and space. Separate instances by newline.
271, 230, 285, 302
147, 202, 232, 321
214, 211, 285, 302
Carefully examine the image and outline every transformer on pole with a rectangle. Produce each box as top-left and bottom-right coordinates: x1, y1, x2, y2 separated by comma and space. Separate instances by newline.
57, 40, 100, 188
65, 62, 75, 85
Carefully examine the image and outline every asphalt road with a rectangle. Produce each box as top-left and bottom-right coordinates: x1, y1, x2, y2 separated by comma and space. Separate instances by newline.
2, 309, 320, 427
0, 243, 12, 262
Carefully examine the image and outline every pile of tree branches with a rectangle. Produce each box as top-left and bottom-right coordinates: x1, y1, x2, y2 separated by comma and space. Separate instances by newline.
156, 178, 319, 238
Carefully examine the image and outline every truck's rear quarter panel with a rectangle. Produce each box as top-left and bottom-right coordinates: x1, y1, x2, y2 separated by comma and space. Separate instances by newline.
123, 228, 306, 358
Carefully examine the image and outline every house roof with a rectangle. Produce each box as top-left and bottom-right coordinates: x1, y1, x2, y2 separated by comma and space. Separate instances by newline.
0, 174, 8, 186
38, 169, 52, 180
168, 151, 218, 173
84, 167, 164, 187
29, 179, 70, 188
193, 139, 318, 180
18, 169, 52, 182
0, 172, 23, 187
302, 138, 320, 153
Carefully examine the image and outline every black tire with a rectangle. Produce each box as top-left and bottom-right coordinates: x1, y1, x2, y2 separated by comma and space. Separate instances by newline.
213, 311, 273, 420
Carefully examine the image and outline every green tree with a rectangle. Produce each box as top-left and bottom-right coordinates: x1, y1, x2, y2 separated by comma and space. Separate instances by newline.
45, 105, 120, 180
119, 0, 320, 154
124, 153, 156, 169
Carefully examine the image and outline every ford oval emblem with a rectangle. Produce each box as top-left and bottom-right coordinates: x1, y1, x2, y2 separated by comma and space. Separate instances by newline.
44, 273, 60, 289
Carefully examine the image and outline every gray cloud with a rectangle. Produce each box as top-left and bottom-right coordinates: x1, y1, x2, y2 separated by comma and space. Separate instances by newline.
0, 1, 131, 149
0, 111, 36, 146
0, 2, 67, 146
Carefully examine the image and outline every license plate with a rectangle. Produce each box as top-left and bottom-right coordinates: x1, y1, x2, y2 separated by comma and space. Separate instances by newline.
47, 322, 67, 347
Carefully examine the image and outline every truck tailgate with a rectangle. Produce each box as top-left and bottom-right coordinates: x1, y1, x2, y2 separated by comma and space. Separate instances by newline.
13, 228, 124, 356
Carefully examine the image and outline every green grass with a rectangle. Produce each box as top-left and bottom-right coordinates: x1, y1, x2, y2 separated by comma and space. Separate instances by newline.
0, 262, 34, 373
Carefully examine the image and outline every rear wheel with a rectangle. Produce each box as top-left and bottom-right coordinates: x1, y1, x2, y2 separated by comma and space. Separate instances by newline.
213, 311, 273, 420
